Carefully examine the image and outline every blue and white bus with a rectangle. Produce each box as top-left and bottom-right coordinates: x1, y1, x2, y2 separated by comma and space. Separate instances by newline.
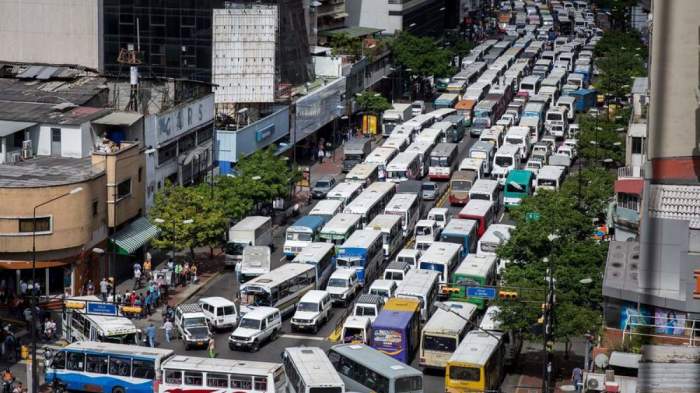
44, 341, 174, 393
284, 215, 326, 258
292, 242, 336, 289
336, 229, 384, 286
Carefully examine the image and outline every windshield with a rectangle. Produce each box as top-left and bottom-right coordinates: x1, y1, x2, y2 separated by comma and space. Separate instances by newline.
441, 234, 465, 246
344, 154, 364, 162
225, 242, 244, 255
416, 226, 432, 236
343, 328, 365, 343
423, 335, 458, 352
395, 376, 423, 393
495, 156, 513, 167
521, 83, 534, 91
310, 388, 342, 393
297, 302, 319, 312
506, 137, 522, 145
370, 288, 388, 297
286, 231, 312, 242
481, 242, 499, 253
538, 179, 558, 187
385, 271, 404, 281
474, 109, 491, 118
471, 151, 486, 160
387, 170, 406, 180
420, 262, 445, 281
449, 366, 481, 382
422, 183, 436, 191
184, 317, 207, 327
240, 288, 273, 307
336, 258, 361, 268
451, 180, 472, 191
328, 278, 348, 288
397, 256, 415, 264
506, 182, 526, 193
239, 318, 261, 329
314, 181, 330, 188
430, 157, 449, 167
547, 113, 563, 121
355, 305, 376, 317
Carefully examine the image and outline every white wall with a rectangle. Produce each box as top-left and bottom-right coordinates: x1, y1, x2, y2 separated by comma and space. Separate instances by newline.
0, 0, 101, 70
37, 125, 84, 158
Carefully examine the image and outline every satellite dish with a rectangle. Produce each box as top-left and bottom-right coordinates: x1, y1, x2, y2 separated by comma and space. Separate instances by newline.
594, 353, 609, 369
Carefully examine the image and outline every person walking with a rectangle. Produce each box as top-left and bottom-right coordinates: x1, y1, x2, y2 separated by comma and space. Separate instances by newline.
207, 334, 216, 358
146, 323, 156, 348
572, 367, 583, 393
143, 258, 152, 282
174, 263, 183, 286
133, 263, 142, 289
99, 277, 109, 302
163, 319, 173, 343
190, 264, 198, 284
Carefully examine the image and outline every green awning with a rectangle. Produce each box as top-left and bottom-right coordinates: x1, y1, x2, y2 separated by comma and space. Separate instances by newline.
110, 217, 160, 255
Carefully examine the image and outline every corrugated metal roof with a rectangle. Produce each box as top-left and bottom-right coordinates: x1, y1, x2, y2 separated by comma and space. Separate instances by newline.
36, 66, 59, 80
16, 65, 43, 79
648, 184, 700, 229
93, 112, 143, 126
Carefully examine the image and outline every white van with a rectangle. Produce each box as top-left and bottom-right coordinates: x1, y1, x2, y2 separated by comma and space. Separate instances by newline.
341, 316, 371, 344
427, 207, 450, 230
383, 261, 412, 282
545, 107, 569, 138
199, 297, 239, 331
492, 144, 521, 186
395, 248, 422, 269
535, 165, 567, 192
228, 306, 282, 352
459, 157, 486, 179
353, 293, 384, 323
479, 127, 505, 149
556, 96, 577, 121
415, 219, 440, 251
326, 269, 360, 306
291, 290, 332, 333
368, 279, 398, 302
469, 179, 501, 213
504, 126, 532, 160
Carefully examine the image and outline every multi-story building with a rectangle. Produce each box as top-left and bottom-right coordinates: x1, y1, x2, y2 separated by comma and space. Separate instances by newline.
602, 1, 700, 347
346, 0, 447, 37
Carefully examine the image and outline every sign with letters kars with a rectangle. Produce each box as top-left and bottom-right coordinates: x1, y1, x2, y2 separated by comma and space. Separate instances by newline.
154, 94, 215, 145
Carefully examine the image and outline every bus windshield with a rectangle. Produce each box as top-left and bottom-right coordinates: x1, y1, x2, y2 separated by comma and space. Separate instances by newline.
495, 156, 513, 167
506, 182, 525, 193
287, 231, 313, 241
430, 156, 450, 167
336, 258, 362, 268
395, 376, 423, 393
423, 334, 457, 352
441, 234, 465, 246
419, 262, 445, 280
241, 288, 273, 307
449, 366, 481, 381
452, 180, 472, 191
480, 242, 499, 254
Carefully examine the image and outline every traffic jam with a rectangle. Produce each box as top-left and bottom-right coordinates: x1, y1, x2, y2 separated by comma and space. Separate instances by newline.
43, 1, 604, 392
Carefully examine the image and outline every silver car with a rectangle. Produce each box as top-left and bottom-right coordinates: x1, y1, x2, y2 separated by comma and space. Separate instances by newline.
421, 181, 439, 200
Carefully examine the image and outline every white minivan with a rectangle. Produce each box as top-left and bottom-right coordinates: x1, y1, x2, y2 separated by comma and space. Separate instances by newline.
199, 296, 239, 331
291, 290, 332, 333
228, 307, 282, 352
492, 144, 522, 186
326, 269, 360, 306
504, 126, 532, 161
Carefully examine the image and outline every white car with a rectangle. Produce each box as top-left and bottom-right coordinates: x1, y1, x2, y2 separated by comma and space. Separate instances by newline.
291, 290, 332, 333
228, 307, 281, 352
199, 296, 238, 331
326, 269, 360, 307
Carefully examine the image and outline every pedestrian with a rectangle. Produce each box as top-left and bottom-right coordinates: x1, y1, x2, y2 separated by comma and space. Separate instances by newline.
10, 382, 21, 393
163, 319, 173, 343
143, 257, 152, 281
86, 280, 95, 296
318, 146, 325, 163
191, 264, 198, 284
19, 280, 27, 297
100, 277, 109, 301
3, 334, 15, 363
144, 291, 152, 315
166, 257, 174, 271
183, 261, 190, 284
572, 367, 583, 393
129, 290, 137, 306
0, 279, 6, 304
174, 263, 183, 286
207, 334, 216, 358
1, 368, 13, 393
133, 264, 142, 289
146, 323, 156, 348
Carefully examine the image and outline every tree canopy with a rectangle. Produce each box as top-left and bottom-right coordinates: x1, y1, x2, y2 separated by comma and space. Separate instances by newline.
593, 31, 647, 98
389, 32, 455, 78
355, 91, 392, 114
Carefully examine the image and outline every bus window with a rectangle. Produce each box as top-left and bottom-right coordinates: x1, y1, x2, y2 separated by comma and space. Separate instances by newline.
132, 359, 155, 379
165, 370, 182, 384
109, 357, 131, 377
184, 371, 203, 386
67, 352, 85, 371
206, 373, 228, 388
86, 354, 108, 374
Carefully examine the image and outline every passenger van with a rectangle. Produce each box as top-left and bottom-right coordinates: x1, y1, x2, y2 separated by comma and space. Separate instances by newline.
384, 193, 421, 238
282, 346, 345, 393
419, 301, 478, 369
383, 261, 412, 282
469, 141, 496, 176
427, 207, 450, 230
469, 179, 501, 213
556, 96, 577, 121
386, 151, 421, 183
199, 296, 239, 331
414, 219, 440, 251
458, 199, 496, 238
504, 126, 532, 160
478, 224, 514, 273
492, 144, 521, 186
369, 280, 397, 302
341, 316, 372, 344
353, 293, 385, 323
518, 75, 541, 96
535, 165, 567, 192
228, 307, 282, 352
396, 248, 422, 269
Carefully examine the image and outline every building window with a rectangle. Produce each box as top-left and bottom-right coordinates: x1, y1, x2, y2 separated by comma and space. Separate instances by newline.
158, 142, 177, 165
631, 137, 643, 154
18, 217, 51, 233
138, 167, 143, 182
179, 133, 196, 154
618, 193, 640, 211
197, 127, 213, 145
51, 128, 61, 142
117, 179, 132, 199
92, 200, 99, 217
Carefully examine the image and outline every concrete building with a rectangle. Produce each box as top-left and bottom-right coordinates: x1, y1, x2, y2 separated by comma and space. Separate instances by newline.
346, 0, 447, 37
602, 1, 700, 347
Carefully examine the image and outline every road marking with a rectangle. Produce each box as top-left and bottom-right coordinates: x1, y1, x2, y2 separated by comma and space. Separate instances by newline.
280, 334, 327, 341
499, 211, 505, 223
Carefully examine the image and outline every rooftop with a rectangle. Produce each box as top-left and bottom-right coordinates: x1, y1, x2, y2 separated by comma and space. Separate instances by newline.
319, 26, 384, 39
631, 77, 648, 95
0, 156, 104, 188
648, 184, 700, 229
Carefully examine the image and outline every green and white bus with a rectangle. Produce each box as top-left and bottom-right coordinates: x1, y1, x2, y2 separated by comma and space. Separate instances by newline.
449, 254, 498, 310
319, 213, 362, 249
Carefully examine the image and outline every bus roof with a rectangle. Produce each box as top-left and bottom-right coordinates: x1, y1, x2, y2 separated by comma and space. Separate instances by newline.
242, 263, 315, 290
396, 269, 440, 298
449, 331, 503, 367
455, 99, 477, 110
367, 214, 402, 232
386, 151, 420, 171
341, 229, 382, 249
431, 142, 458, 157
479, 306, 503, 331
422, 302, 477, 336
232, 216, 270, 231
420, 242, 462, 264
284, 347, 344, 387
495, 143, 520, 156
63, 341, 174, 358
469, 140, 495, 153
330, 344, 422, 378
537, 165, 566, 180
459, 199, 494, 217
309, 199, 343, 216
290, 215, 326, 231
373, 309, 414, 330
480, 224, 515, 245
384, 297, 421, 313
366, 147, 398, 164
162, 355, 280, 376
406, 140, 433, 154
346, 162, 379, 180
442, 218, 478, 236
506, 169, 535, 184
293, 242, 334, 263
385, 193, 419, 213
321, 213, 361, 235
455, 254, 498, 277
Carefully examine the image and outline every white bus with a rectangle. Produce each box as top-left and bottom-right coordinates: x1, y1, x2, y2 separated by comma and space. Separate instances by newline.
328, 344, 423, 393
386, 151, 421, 183
336, 229, 384, 286
292, 242, 336, 289
160, 355, 286, 393
365, 147, 398, 180
61, 296, 140, 344
343, 181, 396, 228
308, 199, 343, 221
419, 301, 478, 369
417, 242, 462, 288
404, 140, 434, 178
492, 144, 521, 186
326, 182, 363, 207
479, 306, 523, 366
384, 193, 421, 238
429, 143, 459, 181
239, 263, 316, 316
383, 134, 410, 152
469, 179, 501, 213
535, 165, 566, 192
282, 347, 345, 393
395, 269, 441, 321
367, 214, 403, 259
320, 213, 362, 248
404, 113, 435, 132
345, 163, 379, 187
430, 108, 458, 121
478, 224, 514, 257
415, 127, 443, 146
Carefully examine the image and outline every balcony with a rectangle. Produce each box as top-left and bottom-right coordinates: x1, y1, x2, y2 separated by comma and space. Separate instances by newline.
317, 2, 346, 18
618, 166, 644, 179
615, 206, 640, 227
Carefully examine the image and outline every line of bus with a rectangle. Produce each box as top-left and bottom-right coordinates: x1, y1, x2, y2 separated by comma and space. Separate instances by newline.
343, 181, 396, 228
395, 269, 440, 322
419, 301, 478, 370
384, 193, 421, 238
417, 242, 462, 291
239, 263, 317, 316
335, 229, 384, 286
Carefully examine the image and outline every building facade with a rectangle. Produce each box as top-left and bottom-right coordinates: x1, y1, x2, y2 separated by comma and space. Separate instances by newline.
346, 0, 446, 37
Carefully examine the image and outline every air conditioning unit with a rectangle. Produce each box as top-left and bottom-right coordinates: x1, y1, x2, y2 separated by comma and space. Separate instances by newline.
21, 140, 33, 159
585, 373, 607, 391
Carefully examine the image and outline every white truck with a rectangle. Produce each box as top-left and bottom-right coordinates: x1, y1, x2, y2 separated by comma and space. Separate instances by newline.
235, 246, 271, 283
382, 103, 413, 136
225, 216, 273, 266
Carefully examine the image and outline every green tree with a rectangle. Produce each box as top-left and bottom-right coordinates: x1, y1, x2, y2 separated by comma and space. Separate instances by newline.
389, 32, 455, 78
448, 40, 474, 68
236, 147, 301, 204
355, 91, 392, 114
577, 114, 626, 165
560, 167, 615, 220
328, 33, 362, 58
593, 31, 647, 97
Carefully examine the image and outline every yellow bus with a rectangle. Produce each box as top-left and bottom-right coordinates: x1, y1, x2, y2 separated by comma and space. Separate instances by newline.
445, 331, 504, 393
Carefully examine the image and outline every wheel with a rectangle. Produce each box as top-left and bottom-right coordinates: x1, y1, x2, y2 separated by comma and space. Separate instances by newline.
229, 343, 236, 350
251, 340, 260, 352
272, 329, 280, 340
112, 387, 125, 393
312, 323, 319, 334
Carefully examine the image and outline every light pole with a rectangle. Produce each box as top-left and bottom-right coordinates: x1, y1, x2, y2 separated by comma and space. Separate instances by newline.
31, 186, 82, 393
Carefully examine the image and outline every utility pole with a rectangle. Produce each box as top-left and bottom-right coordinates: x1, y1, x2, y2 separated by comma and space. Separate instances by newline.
542, 257, 555, 393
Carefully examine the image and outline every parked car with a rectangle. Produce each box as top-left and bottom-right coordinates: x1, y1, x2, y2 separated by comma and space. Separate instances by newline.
311, 176, 337, 199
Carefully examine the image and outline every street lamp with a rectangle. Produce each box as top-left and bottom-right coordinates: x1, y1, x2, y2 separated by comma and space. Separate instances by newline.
434, 302, 501, 341
31, 186, 82, 393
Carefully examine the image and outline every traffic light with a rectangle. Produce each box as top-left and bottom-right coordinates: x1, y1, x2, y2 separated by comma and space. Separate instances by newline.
498, 290, 518, 300
442, 287, 460, 295
64, 300, 85, 310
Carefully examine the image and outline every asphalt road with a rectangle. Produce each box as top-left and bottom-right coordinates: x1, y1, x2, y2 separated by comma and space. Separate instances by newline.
145, 129, 519, 393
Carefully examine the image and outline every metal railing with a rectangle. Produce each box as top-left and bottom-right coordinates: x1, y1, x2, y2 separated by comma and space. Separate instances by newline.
622, 311, 699, 347
617, 166, 644, 178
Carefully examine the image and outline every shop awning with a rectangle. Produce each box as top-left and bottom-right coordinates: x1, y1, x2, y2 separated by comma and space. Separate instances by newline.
0, 120, 36, 138
609, 351, 641, 369
0, 260, 70, 270
93, 112, 143, 127
615, 179, 644, 195
110, 217, 160, 255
